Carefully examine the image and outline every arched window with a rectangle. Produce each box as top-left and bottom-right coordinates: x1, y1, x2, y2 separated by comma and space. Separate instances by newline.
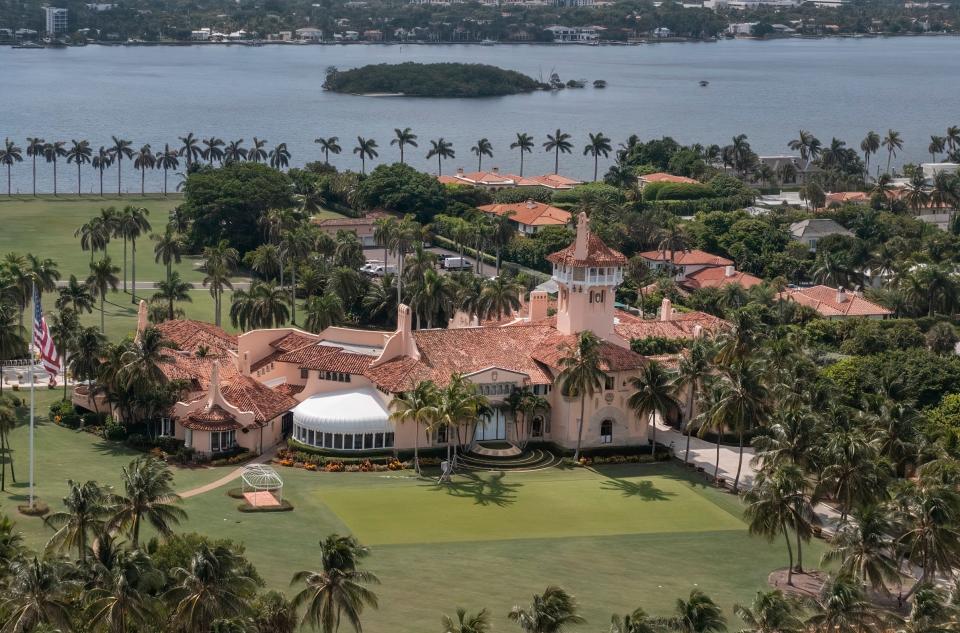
531, 416, 544, 438
600, 420, 613, 444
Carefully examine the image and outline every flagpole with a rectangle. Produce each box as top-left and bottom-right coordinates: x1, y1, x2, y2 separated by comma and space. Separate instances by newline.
28, 281, 36, 509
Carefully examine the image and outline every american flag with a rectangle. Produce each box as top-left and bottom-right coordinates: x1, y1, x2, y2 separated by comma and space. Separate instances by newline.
32, 286, 60, 380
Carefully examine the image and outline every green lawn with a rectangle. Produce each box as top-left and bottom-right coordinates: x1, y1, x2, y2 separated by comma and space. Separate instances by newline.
0, 408, 824, 630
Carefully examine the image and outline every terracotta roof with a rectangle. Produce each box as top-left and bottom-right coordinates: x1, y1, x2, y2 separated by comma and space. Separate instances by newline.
640, 172, 699, 184
274, 383, 305, 397
478, 200, 571, 227
312, 211, 386, 229
530, 334, 648, 372
182, 405, 241, 432
455, 171, 516, 185
437, 175, 461, 185
613, 309, 727, 342
270, 331, 320, 353
825, 191, 869, 205
511, 174, 582, 189
275, 344, 374, 374
682, 267, 764, 290
778, 286, 891, 318
221, 374, 297, 425
546, 233, 627, 267
638, 250, 733, 267
153, 320, 237, 356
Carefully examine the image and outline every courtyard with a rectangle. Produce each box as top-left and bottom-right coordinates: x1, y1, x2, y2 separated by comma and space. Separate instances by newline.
0, 392, 823, 631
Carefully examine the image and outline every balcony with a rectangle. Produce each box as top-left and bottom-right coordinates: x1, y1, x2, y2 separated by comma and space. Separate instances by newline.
552, 265, 623, 287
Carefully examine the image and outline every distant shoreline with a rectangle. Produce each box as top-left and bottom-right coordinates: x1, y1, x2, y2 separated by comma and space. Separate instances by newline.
4, 31, 960, 49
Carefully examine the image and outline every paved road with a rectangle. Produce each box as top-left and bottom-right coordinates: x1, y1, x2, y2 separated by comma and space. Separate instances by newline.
362, 245, 500, 278
54, 280, 253, 290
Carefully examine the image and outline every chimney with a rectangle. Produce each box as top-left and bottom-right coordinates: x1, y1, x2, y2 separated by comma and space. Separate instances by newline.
529, 290, 549, 322
526, 199, 536, 208
573, 212, 589, 261
492, 166, 499, 174
456, 167, 464, 175
693, 324, 703, 338
241, 351, 251, 376
725, 265, 736, 278
660, 298, 673, 322
836, 288, 847, 304
134, 299, 148, 342
207, 361, 222, 409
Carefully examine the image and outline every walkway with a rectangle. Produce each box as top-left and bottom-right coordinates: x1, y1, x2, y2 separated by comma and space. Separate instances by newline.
654, 421, 842, 534
178, 446, 278, 499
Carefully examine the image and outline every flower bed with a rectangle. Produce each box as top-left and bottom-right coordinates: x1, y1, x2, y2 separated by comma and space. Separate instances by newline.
237, 500, 294, 513
275, 448, 407, 473
571, 451, 672, 467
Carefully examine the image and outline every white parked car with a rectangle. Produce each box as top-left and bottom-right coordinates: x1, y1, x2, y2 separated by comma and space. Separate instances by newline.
441, 256, 471, 271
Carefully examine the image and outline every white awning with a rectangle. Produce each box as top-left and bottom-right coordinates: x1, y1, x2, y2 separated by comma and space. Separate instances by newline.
292, 388, 392, 434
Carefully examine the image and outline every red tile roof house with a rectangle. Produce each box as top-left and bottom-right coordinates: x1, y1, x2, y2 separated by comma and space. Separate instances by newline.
312, 211, 388, 248
438, 167, 582, 191
637, 172, 699, 189
477, 200, 571, 235
74, 213, 724, 458
778, 285, 892, 320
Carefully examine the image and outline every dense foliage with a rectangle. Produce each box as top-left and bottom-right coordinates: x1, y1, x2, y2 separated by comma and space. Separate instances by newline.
324, 63, 541, 98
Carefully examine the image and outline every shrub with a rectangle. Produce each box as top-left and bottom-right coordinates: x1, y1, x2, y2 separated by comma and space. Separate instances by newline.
174, 446, 196, 465
642, 181, 714, 201
211, 450, 252, 467
103, 419, 127, 441
492, 186, 553, 204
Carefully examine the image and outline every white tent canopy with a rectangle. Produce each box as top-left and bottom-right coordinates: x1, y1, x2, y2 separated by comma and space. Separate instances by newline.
240, 464, 283, 505
293, 388, 392, 434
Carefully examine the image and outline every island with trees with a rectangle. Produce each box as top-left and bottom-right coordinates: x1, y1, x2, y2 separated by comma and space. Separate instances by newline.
323, 62, 543, 98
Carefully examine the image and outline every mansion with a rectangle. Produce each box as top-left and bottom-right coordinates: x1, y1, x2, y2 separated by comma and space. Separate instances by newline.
73, 214, 724, 457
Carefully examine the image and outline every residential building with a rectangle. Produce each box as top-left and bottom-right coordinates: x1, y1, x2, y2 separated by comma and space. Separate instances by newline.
778, 285, 891, 320
637, 172, 699, 189
312, 212, 387, 247
922, 162, 960, 180
73, 214, 724, 456
191, 27, 212, 40
478, 200, 571, 235
296, 27, 325, 41
439, 167, 582, 191
682, 266, 764, 291
543, 25, 600, 42
825, 191, 870, 207
638, 249, 734, 279
789, 218, 854, 251
43, 6, 68, 34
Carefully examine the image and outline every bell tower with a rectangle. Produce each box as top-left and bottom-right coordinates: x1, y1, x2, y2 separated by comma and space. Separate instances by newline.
547, 213, 625, 338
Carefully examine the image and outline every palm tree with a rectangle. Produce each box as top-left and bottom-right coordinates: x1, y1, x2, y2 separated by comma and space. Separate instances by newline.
733, 591, 803, 633
111, 136, 134, 195
121, 206, 151, 303
68, 325, 106, 388
946, 125, 960, 155
788, 130, 821, 168
583, 132, 612, 181
87, 256, 121, 333
132, 144, 155, 196
248, 136, 268, 163
24, 136, 45, 196
202, 240, 239, 328
443, 608, 491, 633
427, 138, 455, 176
0, 399, 18, 490
43, 141, 67, 196
471, 137, 493, 171
709, 359, 770, 492
658, 589, 726, 633
152, 271, 194, 321
109, 456, 186, 548
85, 547, 158, 633
179, 132, 204, 166
202, 136, 225, 165
894, 472, 960, 593
543, 129, 573, 174
820, 505, 900, 593
152, 228, 184, 283
0, 138, 23, 196
477, 275, 522, 322
390, 215, 421, 305
56, 274, 95, 314
44, 479, 110, 561
281, 227, 314, 323
557, 331, 607, 462
859, 131, 881, 176
156, 143, 180, 196
805, 575, 891, 633
628, 361, 680, 461
391, 128, 418, 164
929, 135, 946, 163
291, 534, 380, 633
609, 609, 657, 633
230, 280, 290, 330
63, 138, 92, 195
166, 543, 258, 633
92, 146, 113, 196
0, 303, 27, 391
408, 268, 451, 329
0, 557, 77, 632
304, 292, 345, 333
269, 142, 292, 170
373, 215, 397, 267
743, 465, 816, 586
882, 129, 903, 174
509, 586, 585, 633
390, 380, 439, 476
510, 132, 535, 176
353, 137, 378, 174
675, 339, 712, 464
315, 136, 342, 165
224, 139, 247, 164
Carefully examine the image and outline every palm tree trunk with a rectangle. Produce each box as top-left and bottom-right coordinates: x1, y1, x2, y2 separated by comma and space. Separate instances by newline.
594, 155, 599, 181
715, 437, 721, 483
437, 154, 442, 176
414, 421, 420, 476
117, 159, 122, 196
77, 163, 81, 195
99, 169, 103, 196
574, 395, 586, 462
0, 432, 6, 492
684, 387, 694, 464
554, 148, 559, 175
795, 530, 804, 573
163, 167, 168, 196
141, 167, 145, 196
123, 237, 128, 293
733, 431, 744, 493
783, 528, 794, 586
6, 429, 14, 482
53, 160, 58, 196
131, 239, 137, 304
650, 412, 657, 454
101, 297, 106, 334
32, 155, 36, 196
519, 151, 524, 177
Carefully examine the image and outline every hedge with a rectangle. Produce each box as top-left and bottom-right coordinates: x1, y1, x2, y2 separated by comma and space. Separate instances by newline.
642, 181, 714, 201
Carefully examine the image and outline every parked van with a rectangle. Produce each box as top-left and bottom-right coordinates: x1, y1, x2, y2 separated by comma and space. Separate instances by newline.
369, 264, 397, 277
441, 256, 471, 271
360, 260, 384, 275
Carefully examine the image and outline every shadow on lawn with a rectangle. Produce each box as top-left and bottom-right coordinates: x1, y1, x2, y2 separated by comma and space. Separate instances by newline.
424, 471, 522, 507
600, 477, 675, 501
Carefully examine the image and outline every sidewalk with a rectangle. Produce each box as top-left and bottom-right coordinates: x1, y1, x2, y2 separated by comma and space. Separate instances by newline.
654, 421, 842, 534
179, 446, 278, 499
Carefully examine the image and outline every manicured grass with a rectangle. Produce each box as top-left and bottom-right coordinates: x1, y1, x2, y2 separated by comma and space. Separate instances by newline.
176, 463, 825, 629
0, 196, 205, 282
0, 390, 234, 551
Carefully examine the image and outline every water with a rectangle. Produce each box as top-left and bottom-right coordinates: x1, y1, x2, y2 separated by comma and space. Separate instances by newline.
2, 36, 959, 194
